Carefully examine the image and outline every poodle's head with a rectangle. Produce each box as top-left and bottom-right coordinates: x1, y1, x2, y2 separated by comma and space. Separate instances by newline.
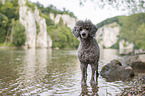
71, 19, 97, 39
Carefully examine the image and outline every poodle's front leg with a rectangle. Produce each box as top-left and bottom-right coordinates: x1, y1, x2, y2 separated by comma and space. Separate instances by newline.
90, 63, 98, 85
80, 63, 88, 85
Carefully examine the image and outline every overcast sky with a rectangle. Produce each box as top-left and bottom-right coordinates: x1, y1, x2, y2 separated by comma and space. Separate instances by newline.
30, 0, 123, 24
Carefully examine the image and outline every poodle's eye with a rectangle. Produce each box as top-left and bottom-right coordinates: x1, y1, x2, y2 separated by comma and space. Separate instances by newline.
86, 28, 89, 30
80, 28, 83, 31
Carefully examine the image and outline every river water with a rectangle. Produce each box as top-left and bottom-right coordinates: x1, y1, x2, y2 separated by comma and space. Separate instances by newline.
0, 49, 137, 95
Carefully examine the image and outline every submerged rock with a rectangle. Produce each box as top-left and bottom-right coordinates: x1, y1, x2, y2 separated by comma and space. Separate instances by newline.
100, 60, 134, 82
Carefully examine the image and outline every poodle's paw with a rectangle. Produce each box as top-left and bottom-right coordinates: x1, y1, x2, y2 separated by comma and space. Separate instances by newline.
90, 80, 97, 85
81, 80, 87, 86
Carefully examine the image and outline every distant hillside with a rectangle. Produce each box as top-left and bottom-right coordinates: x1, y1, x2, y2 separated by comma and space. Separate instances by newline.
97, 16, 120, 28
34, 2, 76, 18
96, 13, 145, 50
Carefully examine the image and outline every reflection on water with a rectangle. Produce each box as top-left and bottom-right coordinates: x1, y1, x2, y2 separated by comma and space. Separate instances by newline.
0, 49, 134, 95
81, 83, 99, 96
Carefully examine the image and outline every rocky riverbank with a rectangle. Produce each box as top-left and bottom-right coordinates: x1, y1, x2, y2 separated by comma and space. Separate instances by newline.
100, 53, 145, 95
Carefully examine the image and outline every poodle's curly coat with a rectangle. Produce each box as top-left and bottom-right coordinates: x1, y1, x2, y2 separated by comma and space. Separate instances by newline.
72, 20, 100, 85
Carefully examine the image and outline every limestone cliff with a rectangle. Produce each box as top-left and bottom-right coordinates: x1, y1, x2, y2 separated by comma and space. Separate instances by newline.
50, 13, 76, 29
34, 7, 48, 48
96, 22, 134, 54
119, 40, 134, 54
19, 0, 36, 48
0, 0, 5, 4
96, 22, 120, 48
19, 0, 52, 48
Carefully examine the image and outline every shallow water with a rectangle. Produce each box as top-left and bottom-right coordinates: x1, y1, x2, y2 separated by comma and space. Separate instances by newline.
0, 49, 134, 95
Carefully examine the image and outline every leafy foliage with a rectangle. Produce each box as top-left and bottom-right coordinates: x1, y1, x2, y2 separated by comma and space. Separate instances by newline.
0, 0, 19, 45
0, 13, 8, 27
119, 13, 145, 49
35, 2, 76, 18
98, 13, 145, 50
0, 0, 79, 49
0, 13, 8, 43
110, 39, 120, 49
12, 21, 26, 47
47, 25, 79, 49
1, 0, 145, 50
97, 16, 120, 28
43, 15, 55, 26
0, 0, 19, 21
25, 0, 35, 12
35, 1, 79, 49
135, 24, 145, 49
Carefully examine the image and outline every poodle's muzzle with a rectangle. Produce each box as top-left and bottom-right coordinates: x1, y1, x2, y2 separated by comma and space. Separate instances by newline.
80, 30, 88, 39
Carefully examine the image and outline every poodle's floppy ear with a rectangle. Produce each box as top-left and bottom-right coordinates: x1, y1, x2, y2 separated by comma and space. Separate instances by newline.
71, 26, 80, 38
72, 20, 84, 38
90, 25, 98, 37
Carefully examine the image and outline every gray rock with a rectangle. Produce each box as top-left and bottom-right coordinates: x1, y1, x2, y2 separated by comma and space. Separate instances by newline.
100, 60, 134, 82
131, 61, 145, 73
122, 54, 145, 66
131, 61, 145, 69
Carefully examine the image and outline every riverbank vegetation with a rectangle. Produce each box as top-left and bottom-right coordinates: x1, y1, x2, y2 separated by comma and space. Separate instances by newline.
0, 0, 79, 49
0, 0, 19, 47
0, 0, 145, 50
34, 2, 79, 49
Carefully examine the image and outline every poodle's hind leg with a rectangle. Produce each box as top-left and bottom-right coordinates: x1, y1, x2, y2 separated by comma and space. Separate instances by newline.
80, 63, 88, 85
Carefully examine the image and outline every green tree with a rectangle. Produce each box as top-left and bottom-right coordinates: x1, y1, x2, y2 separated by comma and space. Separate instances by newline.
12, 21, 26, 47
0, 0, 19, 21
47, 25, 79, 49
25, 0, 36, 11
119, 13, 145, 41
119, 13, 145, 49
58, 17, 64, 26
0, 13, 8, 43
0, 0, 19, 44
135, 23, 145, 49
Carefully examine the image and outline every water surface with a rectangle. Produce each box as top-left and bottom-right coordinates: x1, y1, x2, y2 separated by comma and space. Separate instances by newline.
0, 49, 134, 95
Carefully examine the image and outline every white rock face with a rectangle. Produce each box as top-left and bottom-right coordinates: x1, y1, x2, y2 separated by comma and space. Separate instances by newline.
50, 13, 76, 29
47, 35, 52, 48
1, 0, 5, 4
54, 14, 62, 24
19, 0, 52, 48
96, 22, 134, 54
119, 40, 134, 54
96, 22, 120, 48
34, 7, 48, 48
19, 0, 36, 48
49, 13, 54, 20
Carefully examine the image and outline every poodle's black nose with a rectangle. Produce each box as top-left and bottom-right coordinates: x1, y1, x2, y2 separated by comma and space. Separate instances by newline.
82, 32, 86, 36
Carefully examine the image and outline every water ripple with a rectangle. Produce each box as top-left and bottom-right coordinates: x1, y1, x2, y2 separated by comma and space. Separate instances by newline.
0, 49, 138, 95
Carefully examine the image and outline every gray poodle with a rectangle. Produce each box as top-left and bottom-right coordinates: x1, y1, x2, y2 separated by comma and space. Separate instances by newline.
72, 20, 100, 85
